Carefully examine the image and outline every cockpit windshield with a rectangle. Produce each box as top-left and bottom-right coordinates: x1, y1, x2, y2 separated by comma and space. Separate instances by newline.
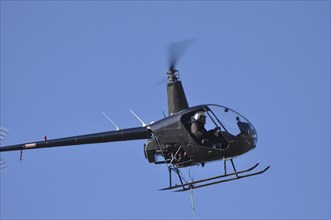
203, 105, 258, 147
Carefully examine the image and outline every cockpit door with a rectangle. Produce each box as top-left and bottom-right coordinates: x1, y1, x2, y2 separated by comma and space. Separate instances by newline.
180, 108, 229, 149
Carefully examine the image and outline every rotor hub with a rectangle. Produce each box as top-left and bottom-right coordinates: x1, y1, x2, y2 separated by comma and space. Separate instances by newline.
167, 68, 180, 82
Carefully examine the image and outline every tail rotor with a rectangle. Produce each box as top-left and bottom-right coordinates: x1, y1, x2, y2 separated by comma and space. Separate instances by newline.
0, 127, 10, 171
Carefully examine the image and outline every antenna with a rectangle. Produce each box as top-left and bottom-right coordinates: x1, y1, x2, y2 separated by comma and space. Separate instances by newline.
162, 110, 166, 118
129, 109, 147, 127
101, 111, 120, 131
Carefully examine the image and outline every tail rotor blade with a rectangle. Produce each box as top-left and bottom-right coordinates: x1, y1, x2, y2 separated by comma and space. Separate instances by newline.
0, 127, 10, 172
0, 127, 10, 141
0, 158, 7, 171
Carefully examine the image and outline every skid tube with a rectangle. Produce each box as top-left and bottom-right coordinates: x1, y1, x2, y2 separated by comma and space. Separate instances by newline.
160, 160, 270, 192
175, 165, 270, 192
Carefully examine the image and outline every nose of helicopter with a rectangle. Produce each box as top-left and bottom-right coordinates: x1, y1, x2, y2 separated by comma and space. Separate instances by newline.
251, 127, 258, 148
237, 118, 258, 151
205, 104, 258, 154
252, 126, 258, 147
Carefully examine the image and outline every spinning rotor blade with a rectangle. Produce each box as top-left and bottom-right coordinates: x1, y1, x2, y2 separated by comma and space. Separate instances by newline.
0, 127, 9, 171
167, 39, 195, 71
153, 75, 167, 86
0, 158, 7, 171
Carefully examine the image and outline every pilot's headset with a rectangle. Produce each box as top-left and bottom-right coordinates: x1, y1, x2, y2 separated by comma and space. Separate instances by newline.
194, 111, 206, 121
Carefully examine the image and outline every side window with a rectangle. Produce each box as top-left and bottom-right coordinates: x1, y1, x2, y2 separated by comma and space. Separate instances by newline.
204, 113, 216, 131
206, 105, 257, 139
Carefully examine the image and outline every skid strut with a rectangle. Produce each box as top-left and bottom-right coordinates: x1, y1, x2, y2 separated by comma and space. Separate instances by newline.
167, 166, 188, 190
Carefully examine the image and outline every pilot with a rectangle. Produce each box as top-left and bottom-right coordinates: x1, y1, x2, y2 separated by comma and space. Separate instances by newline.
191, 111, 220, 146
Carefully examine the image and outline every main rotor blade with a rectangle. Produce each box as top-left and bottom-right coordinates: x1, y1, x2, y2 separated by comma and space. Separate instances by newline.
167, 39, 195, 70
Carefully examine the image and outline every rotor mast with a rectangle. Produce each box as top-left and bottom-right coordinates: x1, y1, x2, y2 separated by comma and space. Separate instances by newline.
166, 67, 189, 116
166, 39, 194, 116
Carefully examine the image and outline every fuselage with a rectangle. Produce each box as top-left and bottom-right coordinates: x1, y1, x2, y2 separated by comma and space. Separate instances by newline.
145, 104, 257, 167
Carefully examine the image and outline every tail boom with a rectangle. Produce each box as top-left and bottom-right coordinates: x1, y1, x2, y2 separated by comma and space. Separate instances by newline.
0, 127, 151, 152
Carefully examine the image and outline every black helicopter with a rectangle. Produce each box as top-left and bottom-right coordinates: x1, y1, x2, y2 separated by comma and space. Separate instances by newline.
0, 41, 269, 192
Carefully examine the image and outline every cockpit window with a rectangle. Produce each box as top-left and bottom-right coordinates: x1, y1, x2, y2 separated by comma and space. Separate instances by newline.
205, 105, 257, 145
181, 105, 257, 148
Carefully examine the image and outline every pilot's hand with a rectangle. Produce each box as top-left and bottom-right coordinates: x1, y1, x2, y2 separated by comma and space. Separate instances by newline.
202, 139, 209, 145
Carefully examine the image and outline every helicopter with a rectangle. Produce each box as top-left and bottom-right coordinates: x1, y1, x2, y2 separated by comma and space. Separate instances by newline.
0, 40, 270, 192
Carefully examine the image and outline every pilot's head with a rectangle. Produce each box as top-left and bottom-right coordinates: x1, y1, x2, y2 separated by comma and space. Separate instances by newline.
194, 111, 206, 124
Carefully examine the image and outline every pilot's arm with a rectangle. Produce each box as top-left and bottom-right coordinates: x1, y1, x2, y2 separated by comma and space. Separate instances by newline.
191, 122, 207, 142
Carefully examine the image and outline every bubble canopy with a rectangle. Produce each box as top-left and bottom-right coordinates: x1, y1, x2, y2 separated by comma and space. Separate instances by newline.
202, 104, 258, 148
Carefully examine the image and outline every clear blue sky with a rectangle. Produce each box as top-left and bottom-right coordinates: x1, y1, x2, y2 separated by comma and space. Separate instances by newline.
1, 1, 330, 219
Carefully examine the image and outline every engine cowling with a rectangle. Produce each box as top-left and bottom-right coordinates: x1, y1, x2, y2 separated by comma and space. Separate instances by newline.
144, 139, 158, 163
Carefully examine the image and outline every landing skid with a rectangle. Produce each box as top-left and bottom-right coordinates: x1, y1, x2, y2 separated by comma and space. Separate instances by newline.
160, 160, 270, 192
